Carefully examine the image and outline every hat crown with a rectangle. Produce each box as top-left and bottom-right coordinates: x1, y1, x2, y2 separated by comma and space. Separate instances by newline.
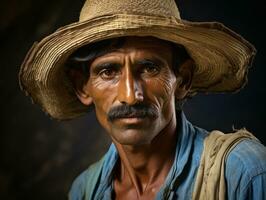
79, 0, 180, 22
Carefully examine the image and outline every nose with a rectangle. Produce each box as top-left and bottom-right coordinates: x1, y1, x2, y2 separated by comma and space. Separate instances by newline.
117, 65, 144, 105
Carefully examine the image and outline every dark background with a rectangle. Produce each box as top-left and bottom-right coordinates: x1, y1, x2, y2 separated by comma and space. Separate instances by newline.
1, 0, 265, 199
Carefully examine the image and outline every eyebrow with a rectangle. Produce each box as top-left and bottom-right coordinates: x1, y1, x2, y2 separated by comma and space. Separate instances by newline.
91, 56, 167, 74
135, 58, 165, 66
92, 62, 120, 74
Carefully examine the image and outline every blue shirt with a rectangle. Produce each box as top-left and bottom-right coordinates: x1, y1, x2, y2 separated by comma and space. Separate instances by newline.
69, 112, 266, 199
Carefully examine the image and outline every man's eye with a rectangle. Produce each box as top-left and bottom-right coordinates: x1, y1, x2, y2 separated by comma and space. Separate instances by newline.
142, 65, 160, 75
99, 68, 119, 79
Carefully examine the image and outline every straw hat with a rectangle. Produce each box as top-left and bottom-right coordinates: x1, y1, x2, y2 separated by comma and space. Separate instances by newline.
19, 0, 256, 120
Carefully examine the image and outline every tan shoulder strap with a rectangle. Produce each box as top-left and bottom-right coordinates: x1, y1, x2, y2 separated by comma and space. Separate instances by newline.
192, 129, 257, 200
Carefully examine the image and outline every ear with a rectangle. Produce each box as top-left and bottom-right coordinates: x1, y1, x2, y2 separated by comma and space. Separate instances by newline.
175, 59, 194, 99
68, 69, 93, 106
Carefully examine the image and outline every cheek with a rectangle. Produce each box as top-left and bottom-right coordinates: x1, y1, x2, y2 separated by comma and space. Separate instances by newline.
88, 78, 117, 119
146, 71, 177, 107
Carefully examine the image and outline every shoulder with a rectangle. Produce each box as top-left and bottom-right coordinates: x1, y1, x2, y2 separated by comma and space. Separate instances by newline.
225, 137, 266, 199
226, 138, 266, 174
68, 157, 105, 200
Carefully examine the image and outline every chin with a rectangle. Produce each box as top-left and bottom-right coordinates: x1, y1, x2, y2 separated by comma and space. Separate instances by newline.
112, 128, 157, 146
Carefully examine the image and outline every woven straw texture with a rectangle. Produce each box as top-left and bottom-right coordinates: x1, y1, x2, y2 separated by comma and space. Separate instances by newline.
19, 0, 256, 120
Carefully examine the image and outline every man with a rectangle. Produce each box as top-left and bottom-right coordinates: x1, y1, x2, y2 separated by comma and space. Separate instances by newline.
19, 0, 266, 199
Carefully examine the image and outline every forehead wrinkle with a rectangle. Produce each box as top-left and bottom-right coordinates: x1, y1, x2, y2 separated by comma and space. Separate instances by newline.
91, 44, 173, 71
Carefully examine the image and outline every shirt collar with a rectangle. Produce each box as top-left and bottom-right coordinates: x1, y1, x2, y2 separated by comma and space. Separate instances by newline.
158, 111, 196, 199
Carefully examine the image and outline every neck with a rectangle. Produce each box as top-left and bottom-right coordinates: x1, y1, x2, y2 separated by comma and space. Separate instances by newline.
113, 115, 178, 197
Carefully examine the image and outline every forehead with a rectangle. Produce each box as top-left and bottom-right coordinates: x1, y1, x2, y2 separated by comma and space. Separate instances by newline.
94, 36, 174, 61
67, 36, 176, 71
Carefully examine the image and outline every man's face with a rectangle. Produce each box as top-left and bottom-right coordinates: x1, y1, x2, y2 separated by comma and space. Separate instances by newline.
78, 37, 188, 145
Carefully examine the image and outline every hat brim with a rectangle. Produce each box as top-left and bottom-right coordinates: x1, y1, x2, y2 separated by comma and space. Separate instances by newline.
19, 14, 256, 120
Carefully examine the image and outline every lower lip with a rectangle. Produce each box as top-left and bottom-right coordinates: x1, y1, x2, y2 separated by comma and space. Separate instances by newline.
116, 117, 147, 124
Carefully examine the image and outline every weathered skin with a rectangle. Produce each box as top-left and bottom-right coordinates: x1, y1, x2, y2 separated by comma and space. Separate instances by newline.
73, 37, 194, 199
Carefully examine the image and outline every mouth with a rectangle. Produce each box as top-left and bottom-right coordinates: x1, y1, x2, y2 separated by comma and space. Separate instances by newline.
114, 115, 149, 125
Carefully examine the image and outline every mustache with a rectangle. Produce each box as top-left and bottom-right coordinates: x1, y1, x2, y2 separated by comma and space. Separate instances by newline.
107, 103, 158, 122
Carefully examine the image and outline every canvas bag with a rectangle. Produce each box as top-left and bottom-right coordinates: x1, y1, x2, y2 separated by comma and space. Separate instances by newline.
192, 129, 257, 200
